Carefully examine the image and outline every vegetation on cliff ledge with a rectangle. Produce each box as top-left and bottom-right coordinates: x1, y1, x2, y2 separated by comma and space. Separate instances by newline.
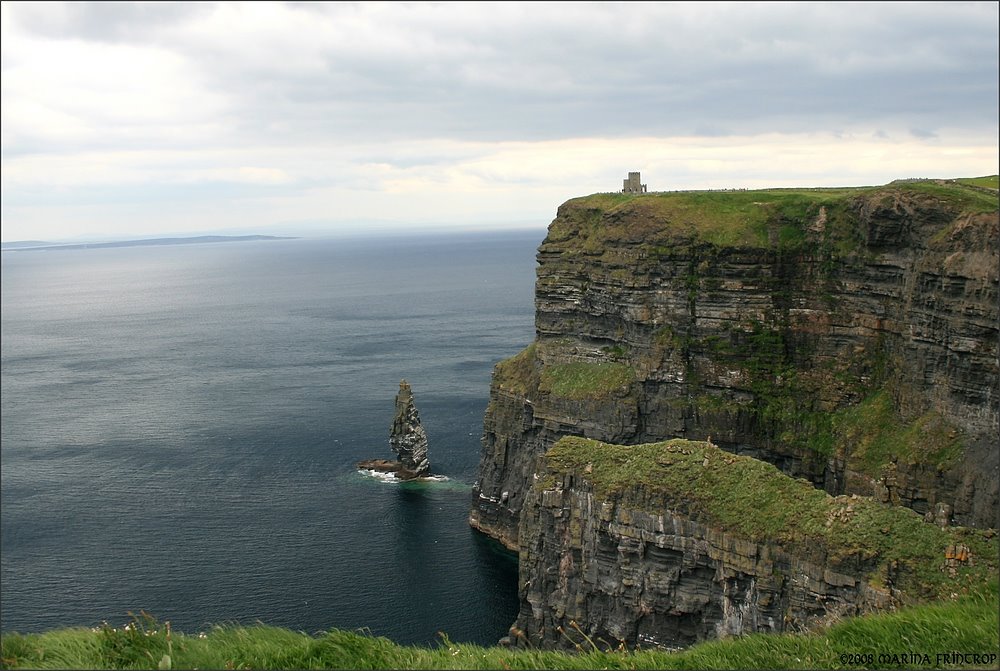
493, 343, 637, 402
3, 586, 996, 669
493, 343, 539, 396
538, 361, 635, 400
542, 437, 997, 600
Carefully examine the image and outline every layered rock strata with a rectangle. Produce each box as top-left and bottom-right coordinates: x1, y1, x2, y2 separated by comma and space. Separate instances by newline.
471, 181, 999, 553
509, 437, 997, 650
358, 379, 430, 479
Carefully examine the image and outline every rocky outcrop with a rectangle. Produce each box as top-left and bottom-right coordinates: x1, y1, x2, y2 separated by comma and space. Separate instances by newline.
358, 379, 430, 479
508, 437, 998, 650
471, 180, 999, 553
389, 379, 430, 476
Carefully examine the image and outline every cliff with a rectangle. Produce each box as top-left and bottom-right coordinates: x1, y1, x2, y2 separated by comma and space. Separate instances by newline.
471, 179, 999, 552
510, 437, 997, 650
469, 178, 998, 649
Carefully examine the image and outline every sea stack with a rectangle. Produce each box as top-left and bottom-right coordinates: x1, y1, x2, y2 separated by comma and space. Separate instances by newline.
357, 379, 430, 480
389, 379, 430, 477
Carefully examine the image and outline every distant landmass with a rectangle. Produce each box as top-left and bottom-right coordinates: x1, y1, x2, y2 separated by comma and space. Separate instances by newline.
1, 240, 54, 249
1, 235, 296, 252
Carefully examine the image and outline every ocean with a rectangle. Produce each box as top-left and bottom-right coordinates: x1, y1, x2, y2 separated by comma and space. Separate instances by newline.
0, 230, 540, 645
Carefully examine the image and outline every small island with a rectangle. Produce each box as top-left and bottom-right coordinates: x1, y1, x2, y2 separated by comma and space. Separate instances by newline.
357, 379, 431, 480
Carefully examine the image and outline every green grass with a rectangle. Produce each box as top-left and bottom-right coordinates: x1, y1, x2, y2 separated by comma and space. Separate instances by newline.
888, 180, 999, 215
548, 188, 859, 250
952, 175, 999, 190
3, 588, 997, 669
542, 437, 997, 600
543, 178, 998, 262
538, 361, 635, 400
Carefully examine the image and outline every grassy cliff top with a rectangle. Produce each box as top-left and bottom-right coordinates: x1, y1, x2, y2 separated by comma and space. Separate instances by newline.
542, 177, 998, 252
542, 437, 998, 600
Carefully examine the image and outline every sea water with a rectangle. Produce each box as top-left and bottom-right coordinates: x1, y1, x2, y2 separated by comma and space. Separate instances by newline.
0, 230, 540, 644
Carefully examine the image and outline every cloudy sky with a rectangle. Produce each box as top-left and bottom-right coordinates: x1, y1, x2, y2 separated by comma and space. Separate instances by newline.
1, 1, 997, 242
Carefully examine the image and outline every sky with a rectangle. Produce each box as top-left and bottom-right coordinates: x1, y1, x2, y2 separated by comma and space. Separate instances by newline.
1, 1, 998, 242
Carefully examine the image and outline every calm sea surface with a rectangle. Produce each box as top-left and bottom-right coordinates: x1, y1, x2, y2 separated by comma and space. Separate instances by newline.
0, 230, 540, 644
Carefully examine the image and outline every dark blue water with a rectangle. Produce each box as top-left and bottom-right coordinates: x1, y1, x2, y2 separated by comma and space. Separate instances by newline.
0, 230, 540, 644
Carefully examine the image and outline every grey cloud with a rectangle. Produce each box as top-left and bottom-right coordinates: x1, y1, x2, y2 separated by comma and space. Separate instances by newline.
4, 1, 998, 149
910, 128, 939, 139
253, 4, 995, 140
8, 1, 211, 43
4, 2, 997, 242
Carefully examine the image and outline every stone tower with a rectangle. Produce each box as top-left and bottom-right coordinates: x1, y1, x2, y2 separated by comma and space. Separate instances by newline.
622, 171, 647, 193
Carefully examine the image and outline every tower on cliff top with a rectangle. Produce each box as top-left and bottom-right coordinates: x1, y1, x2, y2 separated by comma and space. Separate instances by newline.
622, 171, 647, 193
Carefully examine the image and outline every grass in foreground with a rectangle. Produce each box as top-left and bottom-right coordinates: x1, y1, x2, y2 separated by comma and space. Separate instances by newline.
2, 587, 997, 670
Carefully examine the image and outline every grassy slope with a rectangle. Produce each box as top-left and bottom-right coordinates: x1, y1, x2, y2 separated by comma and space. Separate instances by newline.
2, 587, 996, 670
953, 175, 999, 190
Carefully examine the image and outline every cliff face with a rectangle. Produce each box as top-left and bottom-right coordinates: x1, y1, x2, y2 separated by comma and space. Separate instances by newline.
510, 437, 997, 650
471, 181, 999, 553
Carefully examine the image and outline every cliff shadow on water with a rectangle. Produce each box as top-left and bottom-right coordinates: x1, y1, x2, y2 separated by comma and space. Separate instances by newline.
469, 177, 1000, 650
